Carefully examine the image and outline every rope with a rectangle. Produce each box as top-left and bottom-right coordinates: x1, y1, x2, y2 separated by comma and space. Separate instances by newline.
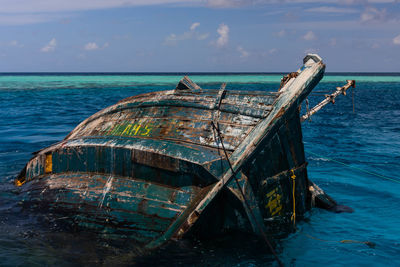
307, 151, 400, 184
305, 98, 311, 122
290, 169, 296, 228
211, 121, 284, 267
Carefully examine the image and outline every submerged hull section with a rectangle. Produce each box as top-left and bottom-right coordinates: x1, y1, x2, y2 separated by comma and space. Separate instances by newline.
16, 54, 326, 249
21, 173, 199, 244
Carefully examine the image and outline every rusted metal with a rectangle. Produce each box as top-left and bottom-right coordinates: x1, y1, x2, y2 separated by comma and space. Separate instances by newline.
15, 54, 330, 251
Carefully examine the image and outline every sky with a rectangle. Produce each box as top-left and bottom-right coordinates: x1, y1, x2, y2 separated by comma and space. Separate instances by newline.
0, 0, 399, 72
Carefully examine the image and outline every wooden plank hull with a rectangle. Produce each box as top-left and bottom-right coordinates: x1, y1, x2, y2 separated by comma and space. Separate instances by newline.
15, 54, 326, 249
20, 173, 196, 244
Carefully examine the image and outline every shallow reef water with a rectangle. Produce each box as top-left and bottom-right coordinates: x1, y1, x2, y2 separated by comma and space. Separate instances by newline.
0, 73, 399, 266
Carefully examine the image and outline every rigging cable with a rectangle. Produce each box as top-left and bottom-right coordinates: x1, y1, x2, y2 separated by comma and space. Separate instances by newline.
211, 121, 284, 267
307, 151, 400, 184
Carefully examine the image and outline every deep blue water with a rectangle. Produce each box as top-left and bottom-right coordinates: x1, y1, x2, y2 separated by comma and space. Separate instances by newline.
0, 74, 399, 266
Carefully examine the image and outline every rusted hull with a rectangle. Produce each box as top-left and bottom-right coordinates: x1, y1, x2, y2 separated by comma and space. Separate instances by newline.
16, 54, 326, 249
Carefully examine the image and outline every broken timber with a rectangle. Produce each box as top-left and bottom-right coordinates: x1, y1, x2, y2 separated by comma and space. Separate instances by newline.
301, 80, 356, 122
15, 54, 338, 251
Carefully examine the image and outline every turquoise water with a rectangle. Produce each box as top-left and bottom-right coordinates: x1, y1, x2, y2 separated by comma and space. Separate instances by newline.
1, 73, 400, 90
0, 74, 399, 266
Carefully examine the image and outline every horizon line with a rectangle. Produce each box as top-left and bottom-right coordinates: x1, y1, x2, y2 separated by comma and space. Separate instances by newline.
0, 72, 399, 75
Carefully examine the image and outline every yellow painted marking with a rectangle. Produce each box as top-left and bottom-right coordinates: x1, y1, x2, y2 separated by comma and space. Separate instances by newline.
141, 125, 151, 136
45, 153, 52, 173
121, 124, 132, 135
132, 124, 141, 135
272, 206, 282, 216
266, 188, 277, 198
110, 124, 125, 135
105, 122, 153, 137
15, 179, 26, 187
265, 188, 282, 216
268, 198, 278, 209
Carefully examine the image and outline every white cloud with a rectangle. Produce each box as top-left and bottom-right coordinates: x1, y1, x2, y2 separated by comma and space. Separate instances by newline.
262, 48, 278, 57
84, 42, 109, 50
237, 46, 249, 58
0, 13, 63, 25
360, 7, 387, 22
306, 6, 359, 14
84, 42, 99, 50
276, 30, 286, 37
216, 23, 229, 47
393, 34, 400, 45
41, 38, 57, 52
0, 0, 197, 14
368, 0, 397, 3
0, 0, 395, 15
164, 22, 209, 45
303, 31, 316, 41
10, 40, 18, 46
9, 40, 24, 47
0, 0, 396, 27
0, 1, 195, 25
165, 33, 178, 45
205, 0, 394, 8
197, 33, 209, 40
190, 22, 200, 31
206, 0, 238, 8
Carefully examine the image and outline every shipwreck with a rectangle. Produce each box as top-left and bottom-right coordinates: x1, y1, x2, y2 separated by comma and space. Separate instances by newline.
15, 54, 353, 251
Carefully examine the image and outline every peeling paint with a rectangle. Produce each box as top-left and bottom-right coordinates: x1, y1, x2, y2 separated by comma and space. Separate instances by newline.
16, 54, 326, 250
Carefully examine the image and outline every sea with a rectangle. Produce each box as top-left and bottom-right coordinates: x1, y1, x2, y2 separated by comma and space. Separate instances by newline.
0, 73, 399, 266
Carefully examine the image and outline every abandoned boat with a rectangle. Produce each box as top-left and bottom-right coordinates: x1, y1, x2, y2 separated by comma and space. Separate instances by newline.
15, 54, 343, 249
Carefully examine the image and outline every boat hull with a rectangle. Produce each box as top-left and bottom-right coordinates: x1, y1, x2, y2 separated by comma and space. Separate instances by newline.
16, 54, 326, 249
